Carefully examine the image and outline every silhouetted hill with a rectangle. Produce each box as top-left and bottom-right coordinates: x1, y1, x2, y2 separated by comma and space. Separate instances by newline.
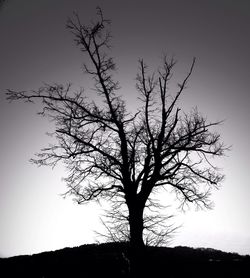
0, 242, 249, 277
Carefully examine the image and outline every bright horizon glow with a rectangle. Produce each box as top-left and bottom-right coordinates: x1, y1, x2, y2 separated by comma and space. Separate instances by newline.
0, 0, 250, 258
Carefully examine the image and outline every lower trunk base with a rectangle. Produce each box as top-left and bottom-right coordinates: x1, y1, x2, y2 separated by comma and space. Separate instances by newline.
128, 242, 147, 278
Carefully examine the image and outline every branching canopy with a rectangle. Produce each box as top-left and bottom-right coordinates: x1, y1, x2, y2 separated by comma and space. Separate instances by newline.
7, 8, 228, 244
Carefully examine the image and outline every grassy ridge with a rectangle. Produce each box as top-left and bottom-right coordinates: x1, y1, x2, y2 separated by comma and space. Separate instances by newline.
0, 242, 249, 277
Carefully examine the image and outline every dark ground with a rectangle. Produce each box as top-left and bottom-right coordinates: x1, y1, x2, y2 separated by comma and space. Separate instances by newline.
0, 242, 249, 277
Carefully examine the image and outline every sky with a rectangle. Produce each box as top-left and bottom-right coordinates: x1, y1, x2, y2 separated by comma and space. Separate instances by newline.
0, 0, 250, 257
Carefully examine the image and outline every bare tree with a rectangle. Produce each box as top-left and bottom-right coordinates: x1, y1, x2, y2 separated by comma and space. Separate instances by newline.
7, 8, 228, 252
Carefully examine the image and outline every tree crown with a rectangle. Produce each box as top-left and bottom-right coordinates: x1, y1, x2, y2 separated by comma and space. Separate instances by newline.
7, 8, 228, 244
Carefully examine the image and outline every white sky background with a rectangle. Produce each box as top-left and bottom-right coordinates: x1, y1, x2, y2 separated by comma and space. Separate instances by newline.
0, 0, 250, 257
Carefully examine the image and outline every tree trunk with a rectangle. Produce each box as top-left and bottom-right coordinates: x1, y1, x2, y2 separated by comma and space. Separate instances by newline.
128, 203, 144, 249
127, 202, 146, 277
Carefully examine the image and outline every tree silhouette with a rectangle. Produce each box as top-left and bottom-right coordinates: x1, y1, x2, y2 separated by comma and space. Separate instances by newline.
7, 8, 227, 254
